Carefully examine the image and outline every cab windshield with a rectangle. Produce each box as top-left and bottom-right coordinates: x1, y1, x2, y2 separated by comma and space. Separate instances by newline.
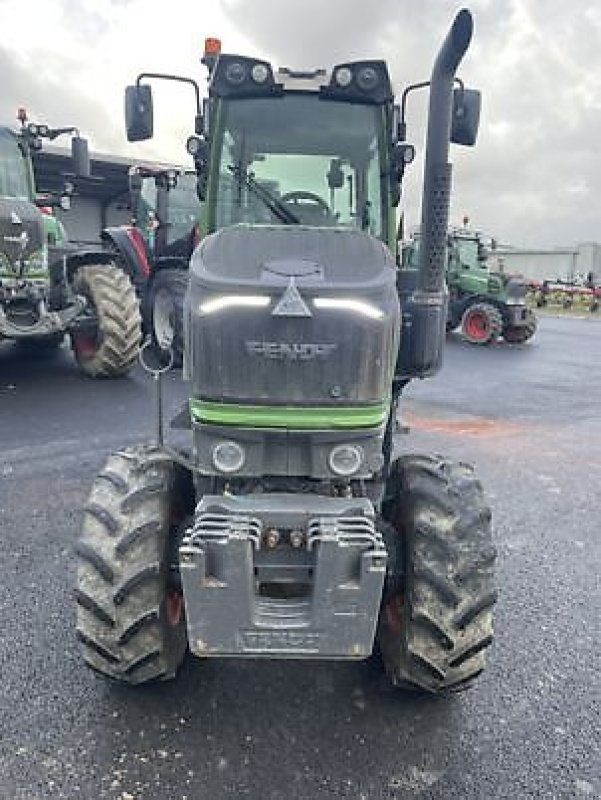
455, 238, 481, 269
211, 95, 388, 240
0, 129, 31, 201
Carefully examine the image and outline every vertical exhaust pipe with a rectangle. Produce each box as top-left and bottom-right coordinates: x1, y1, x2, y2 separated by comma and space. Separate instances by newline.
396, 10, 474, 379
419, 9, 473, 294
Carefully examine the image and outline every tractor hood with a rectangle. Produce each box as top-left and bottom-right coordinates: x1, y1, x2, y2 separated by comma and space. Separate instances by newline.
185, 224, 400, 409
504, 275, 528, 300
0, 198, 45, 277
191, 224, 398, 292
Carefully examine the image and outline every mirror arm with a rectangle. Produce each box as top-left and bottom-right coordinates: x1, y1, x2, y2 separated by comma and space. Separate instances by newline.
136, 72, 201, 115
47, 126, 79, 141
399, 77, 464, 141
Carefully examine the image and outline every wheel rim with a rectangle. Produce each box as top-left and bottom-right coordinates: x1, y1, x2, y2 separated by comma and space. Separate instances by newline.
72, 331, 99, 359
153, 288, 175, 349
71, 286, 100, 360
165, 590, 184, 627
464, 309, 491, 340
384, 595, 403, 636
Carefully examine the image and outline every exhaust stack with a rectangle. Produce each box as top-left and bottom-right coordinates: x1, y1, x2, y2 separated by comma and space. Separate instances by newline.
396, 9, 474, 379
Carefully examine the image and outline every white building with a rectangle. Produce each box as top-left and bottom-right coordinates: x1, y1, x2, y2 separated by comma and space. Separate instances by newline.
492, 242, 601, 284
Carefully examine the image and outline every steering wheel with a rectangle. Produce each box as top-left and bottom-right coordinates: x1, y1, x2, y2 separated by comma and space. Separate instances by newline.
280, 191, 333, 223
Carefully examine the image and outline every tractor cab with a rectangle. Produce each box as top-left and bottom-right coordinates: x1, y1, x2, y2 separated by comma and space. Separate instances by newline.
0, 126, 35, 201
129, 166, 201, 259
448, 229, 487, 270
125, 51, 423, 258
196, 56, 417, 259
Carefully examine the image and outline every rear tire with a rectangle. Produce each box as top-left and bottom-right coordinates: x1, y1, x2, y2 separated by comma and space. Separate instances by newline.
461, 302, 503, 345
75, 446, 191, 684
148, 269, 188, 368
70, 263, 141, 377
377, 454, 496, 694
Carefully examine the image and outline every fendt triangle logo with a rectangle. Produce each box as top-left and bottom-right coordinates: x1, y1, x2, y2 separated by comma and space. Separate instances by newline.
271, 277, 312, 318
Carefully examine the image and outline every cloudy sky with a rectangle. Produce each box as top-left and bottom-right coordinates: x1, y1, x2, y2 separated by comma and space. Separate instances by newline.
1, 0, 599, 248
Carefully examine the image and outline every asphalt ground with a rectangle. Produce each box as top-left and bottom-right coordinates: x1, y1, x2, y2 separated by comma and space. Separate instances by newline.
0, 315, 599, 800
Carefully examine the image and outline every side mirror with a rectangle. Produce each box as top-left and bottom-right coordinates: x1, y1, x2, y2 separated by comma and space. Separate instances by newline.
451, 87, 481, 146
389, 142, 415, 207
125, 84, 154, 142
327, 158, 345, 190
71, 136, 90, 178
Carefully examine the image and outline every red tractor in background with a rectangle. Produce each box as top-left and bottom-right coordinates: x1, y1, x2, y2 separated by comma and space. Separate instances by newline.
101, 166, 201, 364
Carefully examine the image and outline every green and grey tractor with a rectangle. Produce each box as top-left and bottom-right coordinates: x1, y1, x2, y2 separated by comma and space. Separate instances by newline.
75, 11, 497, 693
0, 111, 141, 375
404, 226, 537, 344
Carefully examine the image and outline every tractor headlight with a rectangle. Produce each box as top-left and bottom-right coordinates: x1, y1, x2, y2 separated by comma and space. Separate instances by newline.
211, 56, 277, 98
225, 61, 247, 85
199, 295, 270, 314
328, 444, 363, 477
212, 441, 246, 474
334, 67, 353, 87
251, 63, 269, 84
23, 247, 48, 275
356, 66, 379, 92
325, 61, 392, 104
313, 297, 384, 320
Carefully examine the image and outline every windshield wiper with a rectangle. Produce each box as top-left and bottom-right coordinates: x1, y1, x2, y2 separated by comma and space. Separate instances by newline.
227, 164, 300, 225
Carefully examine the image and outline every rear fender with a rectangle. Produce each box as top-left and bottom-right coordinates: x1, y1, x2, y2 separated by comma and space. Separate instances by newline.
101, 226, 152, 288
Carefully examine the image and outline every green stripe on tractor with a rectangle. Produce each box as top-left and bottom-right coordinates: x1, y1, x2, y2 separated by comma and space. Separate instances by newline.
190, 399, 389, 429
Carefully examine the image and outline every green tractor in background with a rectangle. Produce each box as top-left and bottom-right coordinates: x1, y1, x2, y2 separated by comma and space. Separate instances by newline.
0, 111, 141, 375
75, 11, 498, 694
404, 225, 537, 344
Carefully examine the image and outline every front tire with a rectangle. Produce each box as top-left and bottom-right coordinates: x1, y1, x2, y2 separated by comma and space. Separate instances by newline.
503, 309, 537, 344
461, 302, 503, 345
377, 455, 497, 693
148, 269, 188, 368
70, 263, 141, 377
75, 446, 191, 684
